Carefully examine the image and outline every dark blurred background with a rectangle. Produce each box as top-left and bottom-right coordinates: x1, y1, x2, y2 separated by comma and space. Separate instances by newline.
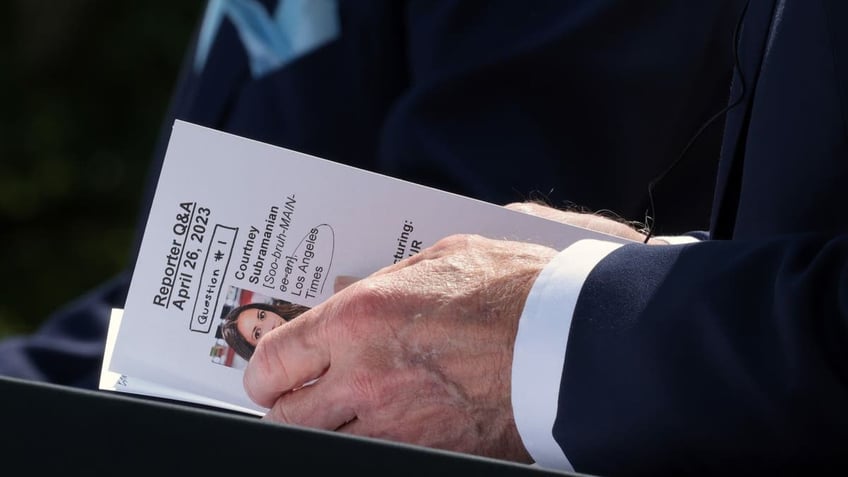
0, 1, 205, 338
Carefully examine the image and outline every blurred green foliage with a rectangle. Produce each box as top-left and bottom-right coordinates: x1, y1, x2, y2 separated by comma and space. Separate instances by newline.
0, 1, 205, 337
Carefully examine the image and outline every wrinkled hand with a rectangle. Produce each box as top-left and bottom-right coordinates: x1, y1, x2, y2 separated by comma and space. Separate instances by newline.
505, 201, 666, 244
243, 234, 558, 462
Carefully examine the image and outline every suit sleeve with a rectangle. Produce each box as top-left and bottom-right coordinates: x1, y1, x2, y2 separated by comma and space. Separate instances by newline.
0, 273, 130, 389
545, 234, 848, 475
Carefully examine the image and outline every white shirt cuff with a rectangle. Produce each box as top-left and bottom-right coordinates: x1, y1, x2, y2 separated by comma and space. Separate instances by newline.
654, 235, 701, 245
511, 239, 623, 471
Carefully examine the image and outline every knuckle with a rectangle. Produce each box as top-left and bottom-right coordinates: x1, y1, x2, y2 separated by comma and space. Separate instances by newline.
432, 233, 477, 252
327, 280, 390, 341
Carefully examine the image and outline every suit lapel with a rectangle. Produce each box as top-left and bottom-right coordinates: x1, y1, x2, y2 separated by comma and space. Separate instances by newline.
181, 18, 253, 126
710, 0, 780, 238
820, 0, 848, 143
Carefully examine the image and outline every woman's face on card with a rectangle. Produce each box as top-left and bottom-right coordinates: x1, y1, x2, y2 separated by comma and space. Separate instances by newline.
236, 307, 285, 346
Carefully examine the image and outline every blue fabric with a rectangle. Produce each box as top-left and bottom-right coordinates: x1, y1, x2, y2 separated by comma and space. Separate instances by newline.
560, 0, 848, 474
195, 0, 339, 78
0, 273, 129, 389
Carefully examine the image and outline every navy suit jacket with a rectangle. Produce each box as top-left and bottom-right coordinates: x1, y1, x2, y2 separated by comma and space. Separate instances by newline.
561, 0, 848, 474
0, 0, 744, 388
148, 0, 741, 235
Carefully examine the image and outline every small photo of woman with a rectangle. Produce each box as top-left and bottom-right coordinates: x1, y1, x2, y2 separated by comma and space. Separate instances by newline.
210, 286, 310, 369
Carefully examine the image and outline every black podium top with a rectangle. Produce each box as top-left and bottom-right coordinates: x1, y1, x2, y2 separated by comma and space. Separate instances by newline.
0, 376, 582, 476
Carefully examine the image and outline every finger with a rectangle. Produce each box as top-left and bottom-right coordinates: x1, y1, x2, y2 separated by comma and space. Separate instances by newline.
504, 201, 544, 212
262, 375, 357, 430
505, 201, 574, 223
582, 214, 645, 241
243, 309, 331, 408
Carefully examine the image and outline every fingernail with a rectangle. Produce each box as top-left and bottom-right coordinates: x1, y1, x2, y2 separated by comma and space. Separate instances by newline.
333, 275, 360, 293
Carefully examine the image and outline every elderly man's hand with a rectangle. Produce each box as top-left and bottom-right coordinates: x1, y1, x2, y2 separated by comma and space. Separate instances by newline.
243, 234, 557, 462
